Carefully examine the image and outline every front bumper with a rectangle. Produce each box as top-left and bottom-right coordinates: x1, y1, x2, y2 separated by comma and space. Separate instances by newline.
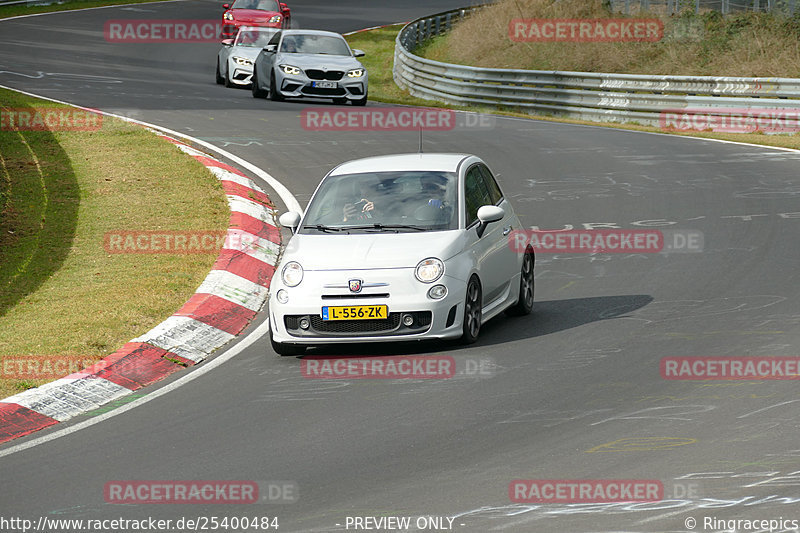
221, 21, 281, 39
269, 268, 466, 345
276, 70, 367, 101
227, 61, 254, 85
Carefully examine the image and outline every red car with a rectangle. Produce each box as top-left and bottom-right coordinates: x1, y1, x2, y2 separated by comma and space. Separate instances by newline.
221, 0, 291, 39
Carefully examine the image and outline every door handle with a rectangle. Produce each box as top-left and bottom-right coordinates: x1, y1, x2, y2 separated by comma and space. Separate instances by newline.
502, 225, 512, 236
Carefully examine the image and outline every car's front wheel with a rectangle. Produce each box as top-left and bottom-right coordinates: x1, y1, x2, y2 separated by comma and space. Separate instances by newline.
252, 69, 267, 98
460, 276, 482, 344
215, 60, 224, 85
352, 90, 368, 106
506, 249, 534, 316
269, 71, 284, 101
270, 325, 305, 356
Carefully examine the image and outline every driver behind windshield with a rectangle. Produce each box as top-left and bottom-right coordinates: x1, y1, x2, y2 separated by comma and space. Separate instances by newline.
342, 182, 377, 222
420, 174, 448, 208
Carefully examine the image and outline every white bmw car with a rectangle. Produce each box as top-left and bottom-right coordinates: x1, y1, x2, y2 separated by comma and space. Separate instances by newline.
216, 26, 279, 87
268, 153, 534, 356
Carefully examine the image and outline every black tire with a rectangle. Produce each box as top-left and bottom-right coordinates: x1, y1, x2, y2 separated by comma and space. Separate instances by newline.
460, 276, 482, 344
352, 90, 368, 106
252, 69, 267, 98
224, 71, 235, 88
506, 249, 534, 316
270, 326, 305, 356
215, 60, 224, 85
269, 71, 284, 101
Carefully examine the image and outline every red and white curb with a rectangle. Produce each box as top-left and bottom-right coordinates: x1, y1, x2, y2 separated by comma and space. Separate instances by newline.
0, 135, 279, 445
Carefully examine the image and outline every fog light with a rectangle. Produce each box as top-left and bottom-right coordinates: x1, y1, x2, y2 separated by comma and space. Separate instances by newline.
427, 284, 447, 300
402, 314, 414, 327
299, 318, 310, 330
276, 289, 288, 304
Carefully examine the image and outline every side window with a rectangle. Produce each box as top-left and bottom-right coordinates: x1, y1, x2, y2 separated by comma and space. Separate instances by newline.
478, 164, 503, 205
464, 165, 492, 227
268, 31, 281, 46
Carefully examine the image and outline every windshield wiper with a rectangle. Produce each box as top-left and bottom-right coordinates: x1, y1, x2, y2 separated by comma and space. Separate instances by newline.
343, 224, 428, 232
302, 224, 344, 233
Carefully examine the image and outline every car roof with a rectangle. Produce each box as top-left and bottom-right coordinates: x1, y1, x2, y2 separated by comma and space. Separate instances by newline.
329, 153, 475, 176
280, 29, 344, 38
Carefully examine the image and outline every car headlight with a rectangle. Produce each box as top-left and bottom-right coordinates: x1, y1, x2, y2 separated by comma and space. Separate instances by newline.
268, 15, 282, 23
280, 64, 302, 76
282, 261, 304, 287
233, 56, 253, 67
415, 258, 444, 283
223, 12, 234, 21
346, 68, 365, 78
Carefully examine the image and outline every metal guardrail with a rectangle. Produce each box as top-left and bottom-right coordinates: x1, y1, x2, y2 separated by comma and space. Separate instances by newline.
393, 6, 800, 127
610, 0, 797, 16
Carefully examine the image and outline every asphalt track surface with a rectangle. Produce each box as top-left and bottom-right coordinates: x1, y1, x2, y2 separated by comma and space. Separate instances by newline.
2, 1, 800, 532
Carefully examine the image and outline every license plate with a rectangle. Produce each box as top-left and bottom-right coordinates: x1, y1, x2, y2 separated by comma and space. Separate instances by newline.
322, 305, 388, 321
312, 81, 337, 89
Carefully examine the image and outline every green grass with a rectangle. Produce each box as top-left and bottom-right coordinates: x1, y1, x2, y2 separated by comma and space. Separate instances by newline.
0, 0, 166, 19
345, 21, 800, 152
423, 0, 800, 77
0, 88, 230, 399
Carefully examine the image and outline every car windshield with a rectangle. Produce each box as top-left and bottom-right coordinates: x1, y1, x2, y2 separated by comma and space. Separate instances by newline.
231, 0, 279, 10
279, 34, 351, 55
233, 28, 278, 47
300, 171, 459, 233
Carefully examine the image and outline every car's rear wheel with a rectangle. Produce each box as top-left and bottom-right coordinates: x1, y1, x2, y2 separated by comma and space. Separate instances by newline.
252, 69, 267, 98
215, 60, 224, 85
269, 71, 284, 101
506, 249, 534, 316
270, 325, 305, 356
460, 276, 482, 344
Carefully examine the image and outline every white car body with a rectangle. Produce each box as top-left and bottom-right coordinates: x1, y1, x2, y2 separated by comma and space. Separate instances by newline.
217, 26, 279, 87
268, 153, 534, 355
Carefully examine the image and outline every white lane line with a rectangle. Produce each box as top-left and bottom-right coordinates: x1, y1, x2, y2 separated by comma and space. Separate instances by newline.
0, 84, 302, 213
0, 0, 190, 22
0, 318, 271, 458
0, 84, 297, 455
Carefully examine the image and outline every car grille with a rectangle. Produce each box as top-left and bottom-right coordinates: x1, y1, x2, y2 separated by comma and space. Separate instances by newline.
284, 312, 432, 337
321, 293, 390, 300
306, 69, 344, 81
302, 86, 346, 96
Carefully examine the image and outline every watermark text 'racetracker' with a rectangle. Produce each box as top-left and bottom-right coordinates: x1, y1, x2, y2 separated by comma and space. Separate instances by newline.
301, 107, 494, 131
1, 108, 102, 131
104, 20, 222, 43
661, 357, 800, 380
509, 479, 664, 503
509, 18, 663, 42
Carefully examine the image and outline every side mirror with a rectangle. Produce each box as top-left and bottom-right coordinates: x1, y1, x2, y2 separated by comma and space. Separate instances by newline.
222, 3, 230, 8
475, 205, 504, 238
280, 3, 290, 14
263, 43, 277, 53
279, 211, 302, 233
221, 38, 234, 46
352, 49, 365, 57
